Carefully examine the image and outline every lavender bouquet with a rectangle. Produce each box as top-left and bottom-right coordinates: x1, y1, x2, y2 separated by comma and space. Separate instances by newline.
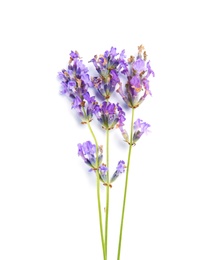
58, 45, 154, 259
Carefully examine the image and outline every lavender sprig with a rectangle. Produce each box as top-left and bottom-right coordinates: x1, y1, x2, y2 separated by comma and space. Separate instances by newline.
58, 46, 154, 260
59, 51, 106, 259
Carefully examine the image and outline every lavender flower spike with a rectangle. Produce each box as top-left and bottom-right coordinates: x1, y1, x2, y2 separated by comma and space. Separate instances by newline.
78, 141, 103, 170
89, 47, 128, 99
72, 91, 99, 124
58, 50, 92, 97
58, 51, 98, 124
117, 45, 154, 108
94, 101, 126, 130
133, 119, 150, 143
110, 160, 126, 183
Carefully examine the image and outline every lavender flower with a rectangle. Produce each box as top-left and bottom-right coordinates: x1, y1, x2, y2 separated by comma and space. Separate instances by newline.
58, 51, 97, 123
110, 160, 126, 183
71, 91, 99, 124
99, 164, 108, 183
133, 119, 150, 143
94, 101, 126, 130
78, 141, 103, 169
117, 45, 154, 108
78, 141, 109, 184
58, 51, 91, 97
89, 47, 128, 99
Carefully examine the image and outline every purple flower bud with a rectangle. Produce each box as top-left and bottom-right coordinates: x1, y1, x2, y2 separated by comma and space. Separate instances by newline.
99, 164, 108, 175
82, 141, 96, 155
119, 50, 126, 60
60, 82, 68, 95
99, 164, 108, 183
58, 72, 66, 81
71, 96, 82, 109
110, 160, 126, 183
68, 80, 76, 90
116, 160, 126, 173
117, 103, 126, 127
146, 61, 155, 78
133, 59, 145, 73
89, 163, 108, 182
133, 119, 150, 143
110, 70, 120, 85
130, 76, 142, 93
109, 47, 118, 57
70, 51, 79, 59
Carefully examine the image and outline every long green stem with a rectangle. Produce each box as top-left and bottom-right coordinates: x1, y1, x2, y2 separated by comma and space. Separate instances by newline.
86, 121, 106, 260
117, 108, 135, 260
105, 128, 110, 258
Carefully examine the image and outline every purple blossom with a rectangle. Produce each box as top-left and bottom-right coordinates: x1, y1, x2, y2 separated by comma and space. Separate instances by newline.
117, 103, 126, 128
89, 47, 128, 99
107, 47, 118, 58
110, 69, 120, 86
116, 46, 154, 108
94, 101, 126, 130
99, 164, 108, 175
130, 76, 141, 92
58, 71, 66, 81
118, 118, 150, 144
119, 49, 126, 60
133, 59, 145, 73
71, 95, 82, 109
99, 164, 108, 182
116, 160, 126, 173
78, 141, 109, 184
70, 50, 79, 59
133, 119, 150, 143
71, 91, 98, 124
77, 141, 103, 170
110, 160, 126, 183
58, 50, 92, 99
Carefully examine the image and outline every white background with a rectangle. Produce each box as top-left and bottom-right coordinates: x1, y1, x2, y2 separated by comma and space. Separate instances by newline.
0, 0, 224, 259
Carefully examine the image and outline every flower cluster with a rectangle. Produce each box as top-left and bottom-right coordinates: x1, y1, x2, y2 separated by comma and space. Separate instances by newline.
78, 141, 126, 185
78, 141, 108, 180
78, 141, 103, 169
58, 51, 92, 96
58, 51, 98, 123
71, 91, 98, 124
116, 45, 155, 108
94, 101, 126, 130
90, 47, 128, 99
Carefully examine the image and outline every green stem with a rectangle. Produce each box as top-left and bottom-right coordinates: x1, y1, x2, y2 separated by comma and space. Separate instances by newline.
117, 108, 135, 260
105, 128, 110, 258
86, 120, 106, 260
